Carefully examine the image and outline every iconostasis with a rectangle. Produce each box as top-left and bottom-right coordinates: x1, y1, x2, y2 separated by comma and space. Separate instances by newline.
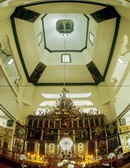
13, 115, 121, 161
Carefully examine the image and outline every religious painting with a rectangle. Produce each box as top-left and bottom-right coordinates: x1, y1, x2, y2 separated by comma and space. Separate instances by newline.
28, 128, 34, 139
39, 143, 45, 155
120, 126, 130, 133
15, 124, 26, 139
50, 120, 54, 129
56, 19, 74, 33
86, 61, 103, 83
108, 136, 120, 153
84, 119, 89, 127
77, 143, 84, 154
49, 129, 58, 141
61, 120, 71, 128
43, 129, 58, 141
44, 119, 48, 128
27, 141, 35, 153
43, 129, 50, 140
39, 119, 43, 127
79, 119, 83, 128
120, 118, 126, 126
55, 120, 60, 129
97, 139, 107, 155
106, 121, 118, 137
75, 128, 90, 141
33, 119, 38, 127
120, 133, 130, 154
13, 7, 40, 22
60, 130, 73, 138
48, 143, 56, 155
3, 141, 8, 149
95, 118, 100, 127
3, 128, 13, 136
90, 118, 94, 127
88, 141, 95, 156
35, 128, 41, 140
92, 127, 106, 139
27, 128, 41, 140
29, 62, 46, 83
73, 120, 78, 128
13, 138, 24, 153
7, 120, 13, 127
100, 117, 105, 126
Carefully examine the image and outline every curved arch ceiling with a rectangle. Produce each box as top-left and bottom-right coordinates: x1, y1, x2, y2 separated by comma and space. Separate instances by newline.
11, 1, 120, 86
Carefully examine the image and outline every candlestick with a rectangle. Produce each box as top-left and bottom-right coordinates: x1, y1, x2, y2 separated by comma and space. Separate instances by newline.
95, 149, 98, 159
42, 155, 44, 162
27, 152, 30, 160
82, 155, 83, 161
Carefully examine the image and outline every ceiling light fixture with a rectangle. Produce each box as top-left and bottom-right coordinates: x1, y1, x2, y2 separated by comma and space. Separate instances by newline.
38, 88, 98, 121
61, 54, 71, 63
39, 88, 83, 121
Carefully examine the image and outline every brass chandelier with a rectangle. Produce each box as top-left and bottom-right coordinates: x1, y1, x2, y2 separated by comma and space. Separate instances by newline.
44, 88, 82, 121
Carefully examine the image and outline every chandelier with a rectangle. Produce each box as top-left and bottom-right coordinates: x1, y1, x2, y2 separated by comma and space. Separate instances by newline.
44, 88, 82, 121
40, 34, 82, 121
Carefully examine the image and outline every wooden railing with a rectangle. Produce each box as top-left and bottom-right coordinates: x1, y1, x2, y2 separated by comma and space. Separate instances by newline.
0, 147, 130, 168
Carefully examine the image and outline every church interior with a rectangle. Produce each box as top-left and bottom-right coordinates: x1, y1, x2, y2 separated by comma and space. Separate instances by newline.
0, 0, 130, 167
